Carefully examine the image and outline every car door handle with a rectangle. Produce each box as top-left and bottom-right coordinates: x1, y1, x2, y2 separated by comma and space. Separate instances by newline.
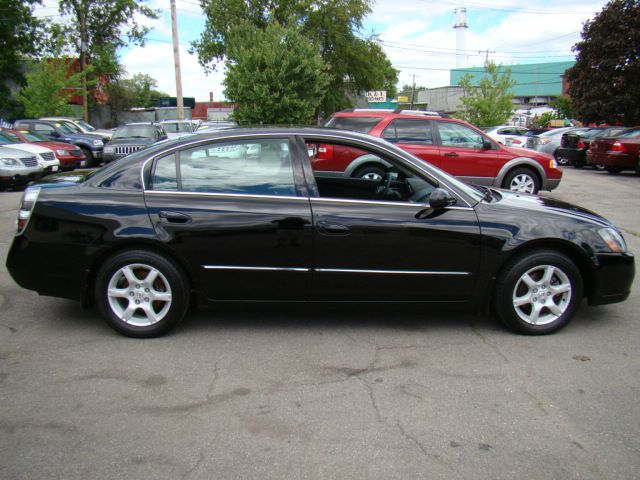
444, 152, 459, 157
316, 221, 350, 236
159, 211, 191, 223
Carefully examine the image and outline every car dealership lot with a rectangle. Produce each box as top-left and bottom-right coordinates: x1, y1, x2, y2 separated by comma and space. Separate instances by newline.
0, 169, 638, 479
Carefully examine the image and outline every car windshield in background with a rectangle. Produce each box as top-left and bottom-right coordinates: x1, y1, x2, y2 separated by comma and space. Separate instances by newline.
164, 123, 192, 133
19, 132, 47, 142
56, 123, 76, 135
76, 120, 96, 131
113, 125, 156, 139
0, 134, 17, 145
324, 116, 382, 133
619, 128, 640, 138
0, 131, 22, 142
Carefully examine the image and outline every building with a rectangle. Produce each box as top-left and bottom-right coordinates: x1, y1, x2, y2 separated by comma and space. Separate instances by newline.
415, 87, 466, 114
450, 61, 575, 108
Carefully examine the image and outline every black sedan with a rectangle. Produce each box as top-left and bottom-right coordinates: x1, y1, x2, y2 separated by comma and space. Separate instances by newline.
6, 128, 635, 337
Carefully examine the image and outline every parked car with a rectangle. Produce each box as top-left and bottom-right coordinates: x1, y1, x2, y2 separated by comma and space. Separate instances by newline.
323, 109, 562, 194
0, 132, 60, 174
159, 120, 195, 138
196, 120, 236, 132
482, 125, 531, 148
6, 128, 634, 337
0, 129, 84, 171
41, 117, 113, 140
102, 123, 167, 163
556, 127, 629, 169
0, 146, 42, 189
13, 119, 104, 167
586, 127, 640, 174
525, 127, 576, 159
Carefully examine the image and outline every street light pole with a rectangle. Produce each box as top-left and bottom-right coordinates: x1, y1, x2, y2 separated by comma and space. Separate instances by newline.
170, 0, 184, 120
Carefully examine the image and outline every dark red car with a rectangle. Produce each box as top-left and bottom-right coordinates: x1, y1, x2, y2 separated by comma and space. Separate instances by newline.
586, 127, 640, 174
1, 128, 84, 171
322, 109, 562, 194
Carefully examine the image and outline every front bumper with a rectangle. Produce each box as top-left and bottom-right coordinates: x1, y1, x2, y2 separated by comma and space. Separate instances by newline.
543, 178, 561, 191
588, 252, 635, 306
0, 166, 43, 187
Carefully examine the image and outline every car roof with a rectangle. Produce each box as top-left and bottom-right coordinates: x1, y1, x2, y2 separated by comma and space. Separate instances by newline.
331, 108, 450, 120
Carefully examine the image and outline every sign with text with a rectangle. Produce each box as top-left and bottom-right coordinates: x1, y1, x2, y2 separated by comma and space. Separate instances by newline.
366, 90, 387, 103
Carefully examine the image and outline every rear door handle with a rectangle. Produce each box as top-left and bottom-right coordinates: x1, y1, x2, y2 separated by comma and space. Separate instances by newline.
159, 211, 191, 223
444, 152, 459, 157
316, 221, 350, 236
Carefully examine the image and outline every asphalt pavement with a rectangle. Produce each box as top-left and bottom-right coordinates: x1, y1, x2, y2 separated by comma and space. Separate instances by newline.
0, 167, 639, 479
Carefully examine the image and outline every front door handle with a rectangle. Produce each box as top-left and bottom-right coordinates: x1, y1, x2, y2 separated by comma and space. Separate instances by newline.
316, 221, 350, 236
444, 152, 459, 157
159, 211, 191, 223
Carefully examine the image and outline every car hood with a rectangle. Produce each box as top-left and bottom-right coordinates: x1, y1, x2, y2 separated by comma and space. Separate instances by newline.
34, 141, 79, 151
491, 189, 611, 228
107, 138, 155, 146
0, 143, 51, 155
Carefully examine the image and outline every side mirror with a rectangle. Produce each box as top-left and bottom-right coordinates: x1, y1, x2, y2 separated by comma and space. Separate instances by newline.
482, 139, 493, 150
429, 188, 457, 209
50, 131, 61, 138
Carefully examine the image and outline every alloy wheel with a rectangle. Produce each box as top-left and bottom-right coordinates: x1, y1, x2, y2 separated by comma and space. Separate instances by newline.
509, 174, 536, 193
512, 264, 572, 325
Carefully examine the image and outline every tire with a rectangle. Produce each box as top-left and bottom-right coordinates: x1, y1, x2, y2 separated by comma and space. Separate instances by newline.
606, 166, 622, 174
353, 164, 387, 181
503, 167, 540, 194
95, 249, 190, 338
572, 158, 585, 168
80, 147, 95, 168
554, 151, 570, 166
592, 164, 606, 171
494, 250, 583, 335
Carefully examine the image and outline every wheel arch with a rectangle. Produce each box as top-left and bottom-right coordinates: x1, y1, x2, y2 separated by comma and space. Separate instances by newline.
344, 154, 392, 177
494, 157, 545, 189
82, 240, 202, 308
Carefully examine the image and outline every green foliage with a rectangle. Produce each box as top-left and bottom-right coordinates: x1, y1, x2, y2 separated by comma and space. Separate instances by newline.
17, 59, 85, 118
565, 0, 640, 125
530, 111, 558, 128
550, 95, 574, 119
193, 0, 397, 116
0, 0, 44, 118
223, 20, 329, 125
457, 62, 516, 127
107, 73, 169, 110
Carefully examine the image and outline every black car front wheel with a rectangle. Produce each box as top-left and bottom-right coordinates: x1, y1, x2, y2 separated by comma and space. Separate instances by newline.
95, 249, 190, 337
495, 250, 583, 335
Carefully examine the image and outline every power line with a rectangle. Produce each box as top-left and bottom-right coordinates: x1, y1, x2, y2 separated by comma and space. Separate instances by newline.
380, 41, 575, 59
421, 0, 599, 15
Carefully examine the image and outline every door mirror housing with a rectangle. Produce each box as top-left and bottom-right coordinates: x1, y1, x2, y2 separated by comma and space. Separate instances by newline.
482, 139, 493, 150
429, 188, 457, 209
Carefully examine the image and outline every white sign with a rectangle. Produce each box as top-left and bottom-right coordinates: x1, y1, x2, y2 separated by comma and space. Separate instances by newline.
366, 90, 387, 103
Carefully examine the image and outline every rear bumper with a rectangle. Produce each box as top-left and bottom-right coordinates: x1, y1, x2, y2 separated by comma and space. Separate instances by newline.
588, 252, 635, 306
586, 151, 637, 168
556, 147, 585, 164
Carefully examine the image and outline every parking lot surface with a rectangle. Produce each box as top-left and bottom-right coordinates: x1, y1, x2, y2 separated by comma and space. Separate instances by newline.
1, 168, 639, 479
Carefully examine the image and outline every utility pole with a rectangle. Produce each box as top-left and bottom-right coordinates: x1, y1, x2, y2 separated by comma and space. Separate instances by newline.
170, 0, 184, 120
79, 4, 89, 122
410, 74, 416, 109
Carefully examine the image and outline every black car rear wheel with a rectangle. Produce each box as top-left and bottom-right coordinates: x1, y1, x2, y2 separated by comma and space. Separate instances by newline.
606, 166, 623, 174
95, 249, 190, 337
495, 250, 583, 335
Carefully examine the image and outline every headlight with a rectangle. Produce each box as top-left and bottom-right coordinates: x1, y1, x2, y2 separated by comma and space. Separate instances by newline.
598, 227, 627, 253
92, 139, 104, 146
0, 158, 21, 167
56, 149, 70, 156
103, 146, 114, 153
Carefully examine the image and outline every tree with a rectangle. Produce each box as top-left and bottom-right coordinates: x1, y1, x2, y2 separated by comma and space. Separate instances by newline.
550, 95, 574, 119
565, 0, 640, 125
56, 0, 158, 119
107, 73, 169, 110
192, 0, 397, 116
17, 59, 85, 118
457, 62, 516, 127
0, 0, 44, 119
223, 20, 329, 125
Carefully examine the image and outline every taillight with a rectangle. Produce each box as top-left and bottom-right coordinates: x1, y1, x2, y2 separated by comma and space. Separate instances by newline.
16, 187, 40, 235
540, 138, 551, 144
610, 141, 626, 152
577, 141, 586, 149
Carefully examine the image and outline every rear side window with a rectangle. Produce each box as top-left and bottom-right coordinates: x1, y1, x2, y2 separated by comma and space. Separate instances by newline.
152, 153, 178, 191
382, 119, 434, 145
324, 116, 382, 133
178, 138, 297, 197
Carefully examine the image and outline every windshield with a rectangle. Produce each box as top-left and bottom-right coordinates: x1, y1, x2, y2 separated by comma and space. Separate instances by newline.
76, 120, 96, 131
0, 131, 22, 143
113, 125, 156, 139
56, 122, 76, 135
163, 122, 192, 133
619, 128, 640, 138
19, 131, 47, 142
0, 133, 17, 145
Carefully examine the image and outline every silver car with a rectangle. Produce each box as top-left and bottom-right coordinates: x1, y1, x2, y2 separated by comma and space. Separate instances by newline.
0, 146, 43, 189
525, 127, 578, 160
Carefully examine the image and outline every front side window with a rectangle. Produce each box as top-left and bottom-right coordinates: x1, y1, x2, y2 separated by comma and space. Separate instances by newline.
382, 119, 433, 145
179, 138, 296, 197
438, 122, 484, 149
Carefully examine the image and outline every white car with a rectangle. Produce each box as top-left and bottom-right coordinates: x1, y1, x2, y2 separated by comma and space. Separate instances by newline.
160, 120, 196, 138
482, 126, 531, 149
41, 117, 113, 140
0, 133, 60, 174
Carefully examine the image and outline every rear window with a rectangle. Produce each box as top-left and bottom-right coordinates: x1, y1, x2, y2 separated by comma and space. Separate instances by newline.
324, 116, 382, 133
619, 128, 640, 138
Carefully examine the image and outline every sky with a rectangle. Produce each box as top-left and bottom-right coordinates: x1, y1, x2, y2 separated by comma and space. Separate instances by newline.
35, 0, 609, 102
